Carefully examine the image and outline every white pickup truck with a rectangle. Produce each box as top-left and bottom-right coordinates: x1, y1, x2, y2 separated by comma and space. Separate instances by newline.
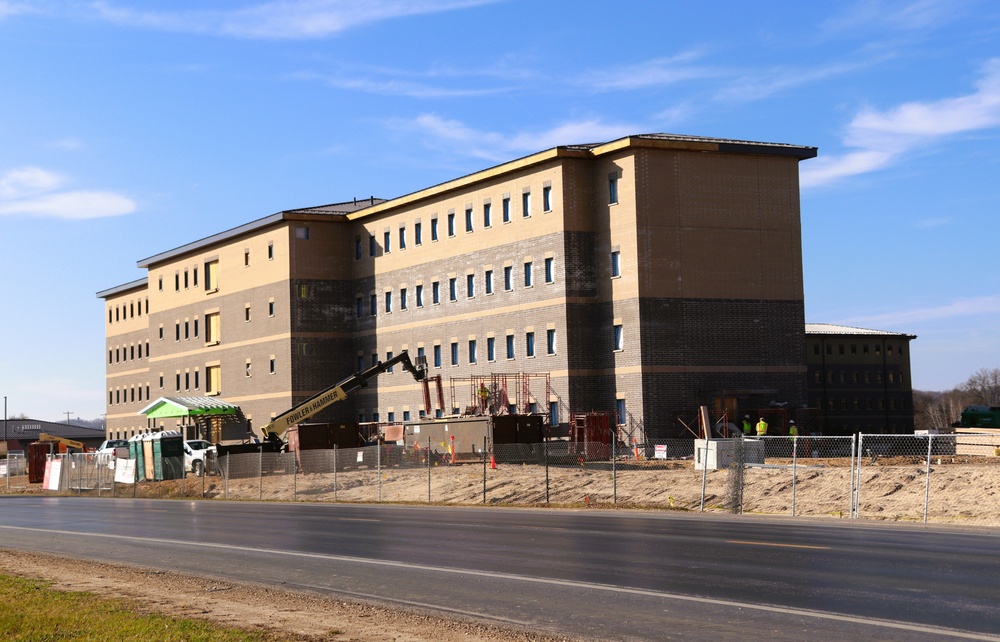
183, 440, 216, 476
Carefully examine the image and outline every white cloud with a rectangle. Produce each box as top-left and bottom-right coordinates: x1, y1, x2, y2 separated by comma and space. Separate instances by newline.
91, 0, 500, 39
840, 294, 1000, 327
578, 51, 718, 91
297, 71, 506, 98
0, 1, 31, 20
0, 167, 135, 219
801, 58, 1000, 188
824, 0, 974, 33
401, 114, 638, 162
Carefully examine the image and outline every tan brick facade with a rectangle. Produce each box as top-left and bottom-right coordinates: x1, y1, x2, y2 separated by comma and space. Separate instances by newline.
99, 134, 816, 441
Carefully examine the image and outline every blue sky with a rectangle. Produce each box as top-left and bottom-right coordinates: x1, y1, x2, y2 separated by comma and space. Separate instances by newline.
1, 0, 998, 423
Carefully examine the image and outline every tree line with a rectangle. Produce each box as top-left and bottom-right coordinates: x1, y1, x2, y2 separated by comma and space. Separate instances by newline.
914, 367, 1000, 431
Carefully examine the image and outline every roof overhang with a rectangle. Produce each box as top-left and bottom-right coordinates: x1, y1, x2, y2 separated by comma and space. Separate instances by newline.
138, 396, 240, 419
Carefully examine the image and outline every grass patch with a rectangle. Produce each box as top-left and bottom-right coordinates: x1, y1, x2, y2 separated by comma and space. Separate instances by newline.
0, 574, 285, 641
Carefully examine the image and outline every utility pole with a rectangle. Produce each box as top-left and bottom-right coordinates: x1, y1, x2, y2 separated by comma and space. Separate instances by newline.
64, 411, 73, 425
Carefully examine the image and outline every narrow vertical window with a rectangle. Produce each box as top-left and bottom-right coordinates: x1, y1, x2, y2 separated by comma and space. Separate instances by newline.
468, 339, 477, 364
355, 237, 362, 260
611, 250, 621, 277
483, 202, 492, 228
449, 277, 457, 301
502, 197, 511, 223
432, 281, 440, 304
369, 234, 376, 257
400, 287, 408, 310
416, 284, 424, 307
384, 231, 391, 254
385, 290, 392, 313
504, 266, 513, 291
522, 191, 531, 218
433, 345, 442, 368
485, 270, 493, 295
415, 221, 423, 245
431, 218, 439, 241
447, 212, 456, 237
547, 328, 556, 355
613, 324, 624, 351
543, 185, 552, 212
506, 334, 515, 360
370, 294, 377, 316
465, 207, 474, 233
467, 274, 475, 298
487, 337, 496, 362
524, 261, 533, 287
609, 175, 619, 205
525, 332, 535, 357
451, 341, 459, 366
544, 257, 554, 283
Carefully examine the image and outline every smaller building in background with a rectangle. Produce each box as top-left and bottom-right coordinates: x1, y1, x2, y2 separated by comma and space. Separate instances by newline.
805, 323, 916, 435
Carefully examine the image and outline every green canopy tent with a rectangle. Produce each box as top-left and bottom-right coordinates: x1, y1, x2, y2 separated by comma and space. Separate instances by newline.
138, 396, 240, 441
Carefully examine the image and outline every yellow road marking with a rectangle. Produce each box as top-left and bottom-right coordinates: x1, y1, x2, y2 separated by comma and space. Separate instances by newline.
726, 540, 830, 550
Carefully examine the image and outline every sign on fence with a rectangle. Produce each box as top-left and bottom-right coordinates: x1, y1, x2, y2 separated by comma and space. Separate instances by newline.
654, 444, 668, 460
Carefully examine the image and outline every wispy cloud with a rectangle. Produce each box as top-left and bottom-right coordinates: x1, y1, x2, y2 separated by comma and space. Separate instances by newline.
716, 60, 871, 103
801, 58, 1000, 188
840, 294, 1000, 327
0, 167, 135, 219
398, 115, 638, 162
823, 0, 975, 34
0, 1, 31, 20
295, 70, 507, 98
91, 0, 500, 39
577, 51, 719, 91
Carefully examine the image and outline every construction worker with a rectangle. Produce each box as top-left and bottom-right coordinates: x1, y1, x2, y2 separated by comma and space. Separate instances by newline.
788, 420, 799, 437
478, 383, 489, 413
742, 415, 752, 436
755, 417, 768, 436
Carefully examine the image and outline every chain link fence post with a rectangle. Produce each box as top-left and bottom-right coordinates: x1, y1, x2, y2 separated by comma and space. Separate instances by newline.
612, 429, 617, 504
924, 434, 933, 524
791, 436, 798, 517
333, 444, 338, 502
544, 440, 550, 505
427, 436, 431, 503
700, 444, 708, 512
377, 441, 382, 503
854, 433, 864, 519
483, 436, 487, 505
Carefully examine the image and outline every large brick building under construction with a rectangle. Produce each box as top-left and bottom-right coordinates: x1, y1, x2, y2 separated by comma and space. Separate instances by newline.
98, 134, 817, 442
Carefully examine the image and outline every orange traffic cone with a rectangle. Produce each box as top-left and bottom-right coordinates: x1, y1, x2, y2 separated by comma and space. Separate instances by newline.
490, 453, 497, 469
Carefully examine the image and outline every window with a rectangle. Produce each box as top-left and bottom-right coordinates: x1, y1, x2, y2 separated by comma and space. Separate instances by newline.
386, 351, 394, 372
296, 225, 309, 240
268, 300, 275, 317
176, 373, 181, 391
469, 339, 477, 364
450, 341, 459, 366
431, 218, 439, 241
369, 234, 377, 257
355, 238, 362, 260
547, 329, 556, 355
244, 305, 251, 322
447, 212, 456, 237
432, 281, 440, 304
370, 294, 377, 316
416, 284, 424, 307
385, 290, 392, 313
611, 251, 621, 277
183, 270, 189, 289
614, 323, 624, 351
268, 242, 274, 260
525, 331, 535, 357
158, 326, 164, 340
403, 410, 411, 422
205, 312, 221, 344
485, 270, 493, 295
206, 365, 221, 395
487, 337, 496, 362
184, 320, 190, 340
616, 399, 626, 425
158, 276, 163, 291
522, 191, 531, 218
465, 208, 474, 233
467, 274, 475, 298
175, 322, 180, 342
192, 269, 198, 287
417, 346, 425, 360
384, 230, 391, 254
358, 355, 364, 370
524, 261, 533, 287
415, 221, 423, 245
543, 185, 552, 212
356, 296, 364, 318
399, 227, 407, 250
175, 273, 180, 291
506, 334, 515, 359
245, 360, 252, 378
609, 175, 619, 204
504, 266, 513, 291
449, 277, 457, 301
483, 202, 492, 228
244, 249, 250, 267
193, 319, 199, 338
502, 197, 511, 223
433, 345, 442, 368
544, 257, 554, 283
205, 260, 219, 292
400, 287, 408, 310
269, 358, 276, 375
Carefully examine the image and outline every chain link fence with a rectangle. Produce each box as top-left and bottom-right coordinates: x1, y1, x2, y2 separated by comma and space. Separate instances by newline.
20, 433, 1000, 525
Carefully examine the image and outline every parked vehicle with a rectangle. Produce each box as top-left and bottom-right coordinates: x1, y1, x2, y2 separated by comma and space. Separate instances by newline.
95, 439, 129, 456
183, 440, 216, 477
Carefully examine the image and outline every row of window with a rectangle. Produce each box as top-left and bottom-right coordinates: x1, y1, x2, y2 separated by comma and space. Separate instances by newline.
155, 258, 222, 294
813, 342, 906, 358
108, 297, 149, 324
812, 397, 908, 411
108, 358, 278, 405
108, 341, 151, 365
814, 370, 904, 385
155, 301, 274, 346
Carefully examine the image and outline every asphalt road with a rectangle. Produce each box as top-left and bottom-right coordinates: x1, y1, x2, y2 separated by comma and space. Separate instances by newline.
0, 497, 998, 641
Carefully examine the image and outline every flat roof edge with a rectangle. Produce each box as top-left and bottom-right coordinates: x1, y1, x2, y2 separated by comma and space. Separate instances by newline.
96, 277, 148, 299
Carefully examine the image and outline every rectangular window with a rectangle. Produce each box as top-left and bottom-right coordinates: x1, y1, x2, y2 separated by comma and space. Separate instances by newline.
193, 320, 199, 338
609, 175, 619, 204
245, 360, 252, 378
544, 257, 554, 283
385, 290, 392, 313
296, 225, 309, 240
268, 242, 274, 260
192, 269, 198, 287
205, 260, 219, 292
611, 251, 621, 277
399, 227, 407, 250
447, 212, 456, 237
194, 370, 200, 389
205, 312, 221, 344
184, 321, 190, 340
415, 221, 423, 245
370, 294, 377, 316
483, 202, 492, 228
467, 274, 475, 298
487, 337, 496, 362
432, 281, 440, 304
244, 305, 251, 322
416, 284, 424, 307
465, 208, 473, 232
244, 249, 250, 267
384, 230, 391, 254
524, 261, 533, 287
175, 273, 180, 291
506, 334, 515, 359
431, 218, 439, 241
386, 351, 394, 373
269, 358, 276, 374
206, 365, 221, 395
469, 339, 477, 364
546, 328, 556, 355
356, 297, 363, 318
485, 270, 493, 295
616, 399, 626, 425
175, 322, 180, 342
268, 301, 275, 317
176, 373, 181, 391
450, 341, 459, 366
433, 345, 442, 368
504, 266, 513, 291
543, 186, 552, 212
522, 191, 531, 218
449, 277, 457, 302
525, 331, 535, 357
369, 234, 376, 257
183, 270, 189, 289
400, 287, 408, 310
502, 197, 511, 223
614, 324, 624, 351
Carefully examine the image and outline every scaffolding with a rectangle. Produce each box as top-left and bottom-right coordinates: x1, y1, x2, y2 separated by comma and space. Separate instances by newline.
448, 373, 551, 419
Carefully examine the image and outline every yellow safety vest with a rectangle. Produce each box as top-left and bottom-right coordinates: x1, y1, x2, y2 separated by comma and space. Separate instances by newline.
755, 420, 768, 435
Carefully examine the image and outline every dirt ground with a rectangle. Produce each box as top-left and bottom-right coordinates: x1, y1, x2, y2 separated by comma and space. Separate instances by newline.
4, 455, 1000, 640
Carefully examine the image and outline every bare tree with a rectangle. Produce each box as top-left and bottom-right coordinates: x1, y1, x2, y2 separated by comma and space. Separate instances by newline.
914, 389, 970, 431
962, 368, 1000, 407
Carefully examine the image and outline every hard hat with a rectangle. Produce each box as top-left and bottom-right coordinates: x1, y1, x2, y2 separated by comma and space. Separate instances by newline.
789, 420, 795, 424
744, 415, 750, 418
